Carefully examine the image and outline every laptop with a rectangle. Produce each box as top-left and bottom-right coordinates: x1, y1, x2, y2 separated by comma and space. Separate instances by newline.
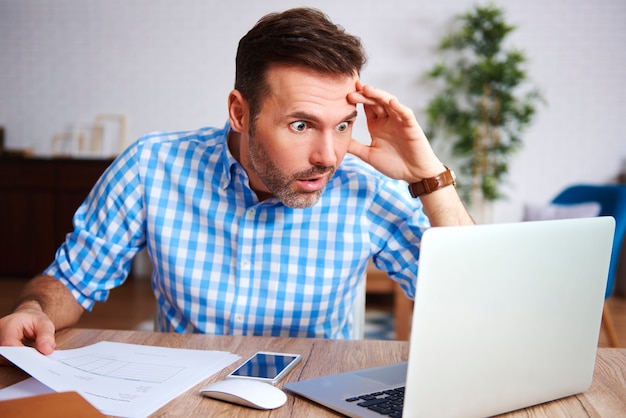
285, 217, 615, 417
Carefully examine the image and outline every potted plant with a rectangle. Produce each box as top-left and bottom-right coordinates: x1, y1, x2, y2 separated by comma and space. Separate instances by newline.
424, 4, 544, 222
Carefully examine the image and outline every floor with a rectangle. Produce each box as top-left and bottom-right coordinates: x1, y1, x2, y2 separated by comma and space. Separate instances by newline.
1, 276, 625, 346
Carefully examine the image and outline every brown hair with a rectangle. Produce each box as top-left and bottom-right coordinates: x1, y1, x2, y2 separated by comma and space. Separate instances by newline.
235, 7, 367, 123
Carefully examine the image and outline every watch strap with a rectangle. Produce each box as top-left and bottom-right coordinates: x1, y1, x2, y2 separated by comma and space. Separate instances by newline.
408, 166, 456, 198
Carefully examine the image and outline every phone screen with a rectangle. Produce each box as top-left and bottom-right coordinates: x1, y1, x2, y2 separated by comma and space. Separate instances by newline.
227, 352, 301, 384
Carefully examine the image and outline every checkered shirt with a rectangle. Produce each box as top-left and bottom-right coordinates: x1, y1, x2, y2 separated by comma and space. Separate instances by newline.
45, 123, 429, 338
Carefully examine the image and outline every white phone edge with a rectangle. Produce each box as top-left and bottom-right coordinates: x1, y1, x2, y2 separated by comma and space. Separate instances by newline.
226, 351, 302, 385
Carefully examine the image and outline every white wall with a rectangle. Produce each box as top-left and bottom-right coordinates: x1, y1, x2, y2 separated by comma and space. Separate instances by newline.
1, 0, 625, 222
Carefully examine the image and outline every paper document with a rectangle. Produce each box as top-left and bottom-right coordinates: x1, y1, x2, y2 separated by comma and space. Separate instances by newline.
0, 341, 240, 417
0, 377, 53, 401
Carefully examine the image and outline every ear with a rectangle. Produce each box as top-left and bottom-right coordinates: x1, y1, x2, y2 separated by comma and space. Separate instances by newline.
228, 90, 248, 133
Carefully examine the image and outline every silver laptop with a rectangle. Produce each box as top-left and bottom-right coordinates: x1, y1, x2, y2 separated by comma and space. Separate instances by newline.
285, 217, 615, 418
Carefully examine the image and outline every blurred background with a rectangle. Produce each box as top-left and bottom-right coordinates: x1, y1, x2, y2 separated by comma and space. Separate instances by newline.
1, 0, 625, 345
1, 0, 625, 222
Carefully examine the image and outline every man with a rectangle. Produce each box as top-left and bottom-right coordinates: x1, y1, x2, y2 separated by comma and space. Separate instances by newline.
0, 8, 473, 357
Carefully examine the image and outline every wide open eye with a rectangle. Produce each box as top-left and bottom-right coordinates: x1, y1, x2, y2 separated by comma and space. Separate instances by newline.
290, 121, 308, 132
336, 121, 350, 132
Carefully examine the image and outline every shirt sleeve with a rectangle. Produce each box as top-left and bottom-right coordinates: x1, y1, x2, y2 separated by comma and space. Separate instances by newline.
44, 141, 146, 310
368, 177, 430, 300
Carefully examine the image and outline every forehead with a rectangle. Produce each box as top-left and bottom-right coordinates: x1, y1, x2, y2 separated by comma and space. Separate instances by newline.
262, 65, 357, 115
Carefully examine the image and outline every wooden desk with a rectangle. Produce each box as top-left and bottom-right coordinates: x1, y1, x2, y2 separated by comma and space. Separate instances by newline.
1, 329, 625, 417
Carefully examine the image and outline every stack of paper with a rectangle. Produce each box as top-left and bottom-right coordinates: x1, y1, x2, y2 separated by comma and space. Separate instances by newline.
0, 341, 240, 417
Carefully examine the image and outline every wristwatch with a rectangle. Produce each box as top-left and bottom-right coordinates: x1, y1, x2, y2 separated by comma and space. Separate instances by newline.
408, 166, 456, 198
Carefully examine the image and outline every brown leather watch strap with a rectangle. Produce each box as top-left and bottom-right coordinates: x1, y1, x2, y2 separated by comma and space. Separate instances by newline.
408, 166, 456, 198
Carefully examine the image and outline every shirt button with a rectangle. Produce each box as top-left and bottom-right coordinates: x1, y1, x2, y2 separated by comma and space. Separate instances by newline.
242, 259, 250, 268
247, 208, 256, 217
235, 314, 244, 323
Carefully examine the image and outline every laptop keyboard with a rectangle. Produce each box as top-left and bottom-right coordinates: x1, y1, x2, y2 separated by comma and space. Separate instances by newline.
346, 386, 404, 417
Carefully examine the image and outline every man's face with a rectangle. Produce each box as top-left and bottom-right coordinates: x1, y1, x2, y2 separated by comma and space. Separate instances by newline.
243, 65, 358, 208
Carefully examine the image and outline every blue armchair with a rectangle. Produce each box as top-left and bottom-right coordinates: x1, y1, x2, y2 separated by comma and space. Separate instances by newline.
552, 184, 626, 347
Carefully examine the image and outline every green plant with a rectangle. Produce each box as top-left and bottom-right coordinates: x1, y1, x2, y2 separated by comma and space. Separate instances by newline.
425, 4, 543, 212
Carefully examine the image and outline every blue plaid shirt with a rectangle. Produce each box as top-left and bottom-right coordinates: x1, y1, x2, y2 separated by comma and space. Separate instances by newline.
45, 123, 429, 338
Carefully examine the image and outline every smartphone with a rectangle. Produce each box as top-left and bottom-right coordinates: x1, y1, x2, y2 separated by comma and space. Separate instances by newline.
226, 351, 302, 385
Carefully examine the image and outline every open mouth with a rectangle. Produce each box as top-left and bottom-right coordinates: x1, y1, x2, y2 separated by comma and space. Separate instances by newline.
296, 174, 328, 191
292, 166, 334, 193
303, 176, 322, 182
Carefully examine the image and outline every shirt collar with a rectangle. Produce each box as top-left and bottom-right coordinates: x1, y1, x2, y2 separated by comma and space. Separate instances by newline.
220, 121, 241, 190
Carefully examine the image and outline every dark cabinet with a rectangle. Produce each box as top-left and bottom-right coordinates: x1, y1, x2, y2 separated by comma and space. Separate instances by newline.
0, 158, 113, 277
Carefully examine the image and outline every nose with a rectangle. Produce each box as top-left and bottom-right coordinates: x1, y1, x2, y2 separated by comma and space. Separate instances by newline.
310, 130, 338, 167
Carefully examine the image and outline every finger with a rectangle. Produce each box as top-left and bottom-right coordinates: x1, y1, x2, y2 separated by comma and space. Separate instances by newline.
364, 86, 406, 120
349, 85, 410, 121
33, 317, 57, 355
388, 98, 427, 133
35, 338, 56, 355
347, 91, 376, 106
0, 313, 57, 356
349, 84, 394, 107
347, 138, 370, 163
387, 98, 415, 124
350, 93, 384, 120
360, 84, 398, 106
0, 322, 28, 366
366, 103, 388, 120
0, 322, 26, 347
388, 98, 412, 118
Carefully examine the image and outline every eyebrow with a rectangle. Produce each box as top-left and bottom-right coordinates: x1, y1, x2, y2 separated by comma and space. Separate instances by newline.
288, 110, 358, 124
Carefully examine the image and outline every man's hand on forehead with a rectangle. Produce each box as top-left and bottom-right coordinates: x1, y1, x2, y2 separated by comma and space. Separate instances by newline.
346, 81, 444, 183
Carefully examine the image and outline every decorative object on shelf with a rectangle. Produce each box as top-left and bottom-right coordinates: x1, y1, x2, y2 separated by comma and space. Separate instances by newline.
94, 114, 128, 156
424, 4, 544, 222
51, 114, 128, 159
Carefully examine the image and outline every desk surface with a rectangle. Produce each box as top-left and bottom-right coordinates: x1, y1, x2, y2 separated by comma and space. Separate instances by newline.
0, 329, 625, 417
